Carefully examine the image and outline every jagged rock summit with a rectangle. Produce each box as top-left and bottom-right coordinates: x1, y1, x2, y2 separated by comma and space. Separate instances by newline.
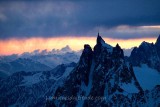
1, 34, 159, 107
129, 35, 160, 72
46, 33, 157, 107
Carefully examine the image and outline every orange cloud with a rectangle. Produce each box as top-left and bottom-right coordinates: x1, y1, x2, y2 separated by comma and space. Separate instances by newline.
0, 36, 157, 55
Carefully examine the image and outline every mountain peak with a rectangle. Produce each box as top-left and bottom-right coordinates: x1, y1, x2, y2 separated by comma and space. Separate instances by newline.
61, 45, 72, 52
94, 33, 113, 58
140, 41, 151, 48
84, 44, 92, 53
141, 41, 148, 45
155, 35, 160, 46
116, 43, 120, 49
80, 44, 93, 59
96, 33, 112, 48
96, 32, 105, 45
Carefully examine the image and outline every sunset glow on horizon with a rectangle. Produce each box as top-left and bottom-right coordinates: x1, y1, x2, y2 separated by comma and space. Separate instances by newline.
0, 36, 157, 55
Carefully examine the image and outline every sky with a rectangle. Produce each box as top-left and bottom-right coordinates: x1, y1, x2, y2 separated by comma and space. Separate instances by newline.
0, 0, 160, 55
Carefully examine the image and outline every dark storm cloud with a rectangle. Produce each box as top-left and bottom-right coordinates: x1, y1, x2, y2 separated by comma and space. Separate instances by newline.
0, 0, 160, 39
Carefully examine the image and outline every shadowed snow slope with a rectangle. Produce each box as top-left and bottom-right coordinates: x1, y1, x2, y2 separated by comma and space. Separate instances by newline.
134, 64, 160, 90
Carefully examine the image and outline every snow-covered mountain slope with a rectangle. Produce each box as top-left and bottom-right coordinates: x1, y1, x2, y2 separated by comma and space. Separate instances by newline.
30, 52, 80, 68
0, 46, 80, 78
133, 64, 160, 90
0, 58, 51, 75
123, 47, 134, 56
46, 34, 160, 107
0, 46, 80, 77
0, 62, 76, 107
0, 54, 18, 63
129, 35, 160, 72
20, 45, 80, 68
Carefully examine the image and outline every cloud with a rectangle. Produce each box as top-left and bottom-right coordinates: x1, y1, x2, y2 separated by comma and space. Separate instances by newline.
0, 36, 157, 55
0, 0, 160, 39
0, 13, 7, 21
89, 25, 160, 39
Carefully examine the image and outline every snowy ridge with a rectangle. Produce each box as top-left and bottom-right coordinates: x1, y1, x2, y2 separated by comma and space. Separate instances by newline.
0, 58, 51, 75
129, 36, 160, 72
0, 45, 80, 77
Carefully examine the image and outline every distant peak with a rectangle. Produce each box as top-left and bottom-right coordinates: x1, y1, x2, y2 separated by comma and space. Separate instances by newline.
155, 34, 160, 46
61, 45, 72, 52
66, 45, 70, 48
64, 45, 70, 49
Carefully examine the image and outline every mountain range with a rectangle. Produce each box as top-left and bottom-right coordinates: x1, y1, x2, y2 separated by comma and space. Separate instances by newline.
0, 46, 80, 79
46, 34, 160, 107
0, 40, 134, 79
0, 34, 160, 107
0, 62, 76, 106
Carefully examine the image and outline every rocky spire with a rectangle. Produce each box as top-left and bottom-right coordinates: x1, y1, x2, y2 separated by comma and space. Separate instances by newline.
83, 44, 93, 54
111, 43, 124, 59
94, 33, 104, 61
79, 44, 93, 66
96, 32, 105, 45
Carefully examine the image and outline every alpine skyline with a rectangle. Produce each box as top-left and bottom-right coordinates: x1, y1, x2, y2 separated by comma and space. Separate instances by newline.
0, 0, 160, 55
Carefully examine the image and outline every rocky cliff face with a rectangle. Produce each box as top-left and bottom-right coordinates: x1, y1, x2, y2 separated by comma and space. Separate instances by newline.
155, 35, 160, 47
46, 34, 160, 107
129, 35, 160, 72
